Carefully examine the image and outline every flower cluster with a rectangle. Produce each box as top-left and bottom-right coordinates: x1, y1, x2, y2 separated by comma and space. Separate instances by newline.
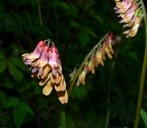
76, 32, 114, 86
114, 0, 143, 38
22, 40, 68, 104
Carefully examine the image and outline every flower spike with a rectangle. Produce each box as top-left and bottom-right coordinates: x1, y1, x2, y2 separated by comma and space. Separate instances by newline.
22, 39, 68, 104
114, 0, 143, 38
74, 32, 115, 87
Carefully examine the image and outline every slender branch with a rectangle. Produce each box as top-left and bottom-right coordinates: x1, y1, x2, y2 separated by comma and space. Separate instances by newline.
37, 0, 43, 25
68, 32, 109, 95
134, 1, 147, 128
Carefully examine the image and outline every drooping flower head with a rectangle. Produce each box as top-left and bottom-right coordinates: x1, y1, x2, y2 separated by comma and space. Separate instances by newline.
114, 0, 143, 38
22, 39, 68, 104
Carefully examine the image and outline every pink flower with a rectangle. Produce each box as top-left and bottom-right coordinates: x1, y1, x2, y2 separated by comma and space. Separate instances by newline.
88, 55, 96, 74
119, 4, 138, 23
32, 45, 49, 68
114, 0, 143, 38
48, 46, 60, 69
22, 40, 45, 63
123, 16, 142, 38
30, 45, 50, 77
76, 66, 89, 86
104, 32, 114, 56
114, 0, 134, 13
95, 47, 104, 66
22, 40, 68, 104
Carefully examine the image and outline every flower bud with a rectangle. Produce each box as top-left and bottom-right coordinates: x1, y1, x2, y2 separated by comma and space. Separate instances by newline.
88, 55, 95, 74
76, 67, 88, 86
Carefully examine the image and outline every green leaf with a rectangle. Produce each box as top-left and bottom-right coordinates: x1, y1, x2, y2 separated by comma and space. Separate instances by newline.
13, 108, 27, 128
91, 15, 104, 25
0, 60, 6, 73
7, 61, 23, 81
141, 108, 147, 127
69, 20, 81, 29
73, 86, 88, 100
3, 97, 19, 109
18, 102, 34, 116
70, 4, 78, 16
83, 27, 98, 38
78, 32, 90, 48
9, 56, 25, 70
58, 2, 70, 10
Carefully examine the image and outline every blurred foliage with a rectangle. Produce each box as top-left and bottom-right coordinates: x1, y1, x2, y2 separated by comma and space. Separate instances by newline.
141, 108, 147, 127
0, 0, 147, 128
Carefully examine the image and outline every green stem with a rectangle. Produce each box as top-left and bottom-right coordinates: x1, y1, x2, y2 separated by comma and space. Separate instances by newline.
37, 0, 43, 25
134, 1, 147, 128
60, 104, 66, 128
67, 32, 109, 95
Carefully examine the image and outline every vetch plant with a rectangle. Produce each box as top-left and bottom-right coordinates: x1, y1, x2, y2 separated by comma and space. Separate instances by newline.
22, 32, 115, 128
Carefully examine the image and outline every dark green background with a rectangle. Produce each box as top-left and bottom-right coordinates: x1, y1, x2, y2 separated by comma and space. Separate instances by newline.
0, 0, 147, 127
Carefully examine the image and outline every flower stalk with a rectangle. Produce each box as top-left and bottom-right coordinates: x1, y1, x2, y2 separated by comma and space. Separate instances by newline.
134, 0, 147, 127
68, 32, 114, 94
114, 0, 147, 127
37, 0, 43, 25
